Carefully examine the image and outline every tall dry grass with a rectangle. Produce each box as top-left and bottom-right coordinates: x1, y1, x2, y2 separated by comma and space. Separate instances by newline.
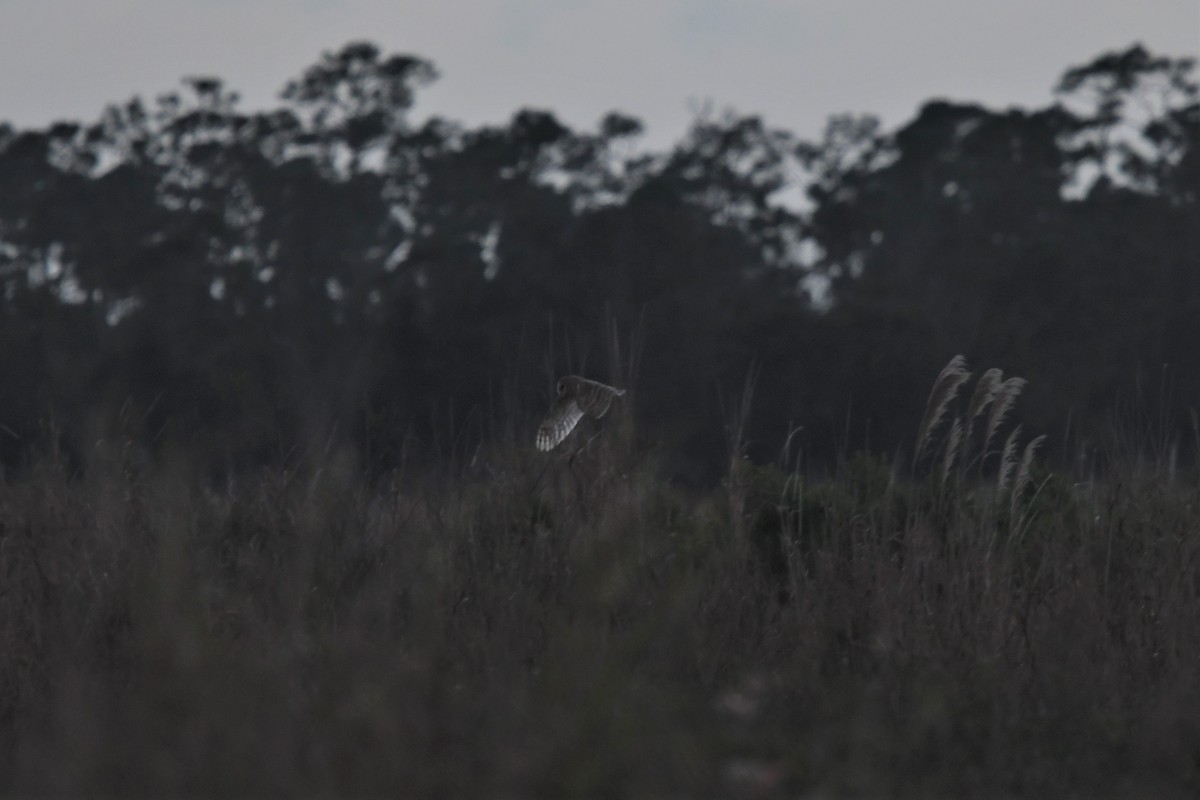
0, 363, 1197, 796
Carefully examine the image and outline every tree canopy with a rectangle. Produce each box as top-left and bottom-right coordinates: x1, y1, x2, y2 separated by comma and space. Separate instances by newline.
0, 42, 1195, 479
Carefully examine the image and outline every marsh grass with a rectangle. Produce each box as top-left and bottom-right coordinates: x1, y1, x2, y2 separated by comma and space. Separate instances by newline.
0, 375, 1197, 796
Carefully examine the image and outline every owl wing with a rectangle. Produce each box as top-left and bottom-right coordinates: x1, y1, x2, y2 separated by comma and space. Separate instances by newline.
572, 379, 626, 419
536, 397, 585, 451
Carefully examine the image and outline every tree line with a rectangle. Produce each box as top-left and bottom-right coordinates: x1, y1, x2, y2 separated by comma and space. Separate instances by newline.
0, 42, 1195, 480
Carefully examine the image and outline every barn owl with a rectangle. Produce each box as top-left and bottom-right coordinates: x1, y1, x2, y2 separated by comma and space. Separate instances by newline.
535, 376, 626, 451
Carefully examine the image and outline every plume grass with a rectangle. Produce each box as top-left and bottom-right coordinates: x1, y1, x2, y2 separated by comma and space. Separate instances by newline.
962, 367, 1003, 470
983, 376, 1028, 462
996, 424, 1023, 496
913, 354, 971, 467
1011, 433, 1047, 518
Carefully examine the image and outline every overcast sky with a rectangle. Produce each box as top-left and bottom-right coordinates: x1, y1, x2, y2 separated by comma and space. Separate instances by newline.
2, 0, 1197, 148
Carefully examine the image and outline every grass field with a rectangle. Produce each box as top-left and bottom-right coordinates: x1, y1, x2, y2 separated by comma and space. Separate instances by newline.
1, 370, 1197, 796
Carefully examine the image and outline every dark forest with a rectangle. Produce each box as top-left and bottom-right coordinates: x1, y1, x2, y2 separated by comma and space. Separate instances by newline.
1, 41, 1195, 477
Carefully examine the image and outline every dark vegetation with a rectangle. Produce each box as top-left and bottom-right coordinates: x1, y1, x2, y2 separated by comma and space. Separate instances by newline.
1, 367, 1197, 796
0, 42, 1198, 795
0, 42, 1196, 476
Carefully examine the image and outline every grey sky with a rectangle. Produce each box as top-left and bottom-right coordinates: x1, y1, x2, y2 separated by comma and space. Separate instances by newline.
2, 0, 1197, 148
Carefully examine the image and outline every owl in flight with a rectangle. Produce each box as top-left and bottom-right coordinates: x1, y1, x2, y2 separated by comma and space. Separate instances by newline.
536, 376, 626, 451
